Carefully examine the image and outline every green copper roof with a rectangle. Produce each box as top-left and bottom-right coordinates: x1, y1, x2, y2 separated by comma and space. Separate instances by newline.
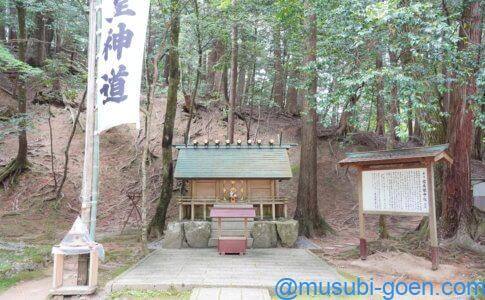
174, 145, 293, 179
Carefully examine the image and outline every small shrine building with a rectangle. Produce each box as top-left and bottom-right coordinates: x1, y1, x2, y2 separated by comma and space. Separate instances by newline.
173, 140, 293, 221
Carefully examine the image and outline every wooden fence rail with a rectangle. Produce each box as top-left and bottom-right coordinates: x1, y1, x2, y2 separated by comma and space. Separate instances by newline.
177, 197, 289, 221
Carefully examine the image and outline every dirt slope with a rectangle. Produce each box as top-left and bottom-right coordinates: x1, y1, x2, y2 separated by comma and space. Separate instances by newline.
1, 92, 482, 294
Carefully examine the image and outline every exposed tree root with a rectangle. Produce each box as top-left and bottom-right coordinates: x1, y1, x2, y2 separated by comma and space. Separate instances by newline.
378, 215, 391, 239
403, 216, 484, 256
335, 238, 429, 260
441, 234, 485, 255
0, 158, 29, 184
441, 219, 485, 256
297, 214, 335, 237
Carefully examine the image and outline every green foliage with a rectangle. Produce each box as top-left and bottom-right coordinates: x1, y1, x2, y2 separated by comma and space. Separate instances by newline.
0, 245, 51, 292
312, 0, 482, 138
110, 288, 191, 299
0, 112, 35, 140
0, 0, 482, 144
0, 269, 45, 292
0, 44, 42, 77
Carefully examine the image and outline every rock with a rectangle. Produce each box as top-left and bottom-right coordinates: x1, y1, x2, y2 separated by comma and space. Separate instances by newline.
162, 222, 184, 249
147, 239, 163, 250
251, 221, 277, 248
295, 236, 321, 250
276, 220, 299, 247
0, 241, 26, 251
184, 221, 211, 248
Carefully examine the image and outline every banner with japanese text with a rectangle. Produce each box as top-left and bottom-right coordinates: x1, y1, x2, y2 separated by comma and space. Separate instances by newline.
97, 0, 150, 133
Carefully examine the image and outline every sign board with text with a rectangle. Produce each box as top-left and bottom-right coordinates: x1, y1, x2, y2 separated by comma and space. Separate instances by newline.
338, 145, 453, 270
362, 168, 429, 214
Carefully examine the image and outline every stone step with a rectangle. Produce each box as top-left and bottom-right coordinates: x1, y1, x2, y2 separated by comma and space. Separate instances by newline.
210, 229, 251, 237
211, 222, 254, 230
190, 288, 271, 300
209, 237, 253, 248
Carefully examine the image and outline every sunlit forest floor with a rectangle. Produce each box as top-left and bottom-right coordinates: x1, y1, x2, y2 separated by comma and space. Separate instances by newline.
0, 89, 483, 298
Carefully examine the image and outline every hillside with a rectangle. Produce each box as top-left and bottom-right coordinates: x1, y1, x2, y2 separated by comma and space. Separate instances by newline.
1, 90, 483, 297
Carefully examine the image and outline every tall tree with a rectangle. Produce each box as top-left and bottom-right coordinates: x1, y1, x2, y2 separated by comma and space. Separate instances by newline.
472, 104, 483, 160
335, 93, 359, 136
206, 39, 223, 96
273, 25, 285, 108
387, 51, 400, 148
33, 10, 47, 66
375, 52, 385, 135
0, 18, 4, 41
0, 2, 29, 182
150, 0, 180, 235
441, 1, 482, 241
294, 1, 332, 237
184, 0, 203, 144
15, 1, 27, 169
286, 68, 300, 116
236, 65, 246, 104
227, 0, 238, 143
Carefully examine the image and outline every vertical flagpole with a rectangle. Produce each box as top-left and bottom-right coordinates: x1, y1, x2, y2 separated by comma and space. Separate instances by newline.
90, 117, 100, 239
81, 0, 98, 233
90, 0, 102, 240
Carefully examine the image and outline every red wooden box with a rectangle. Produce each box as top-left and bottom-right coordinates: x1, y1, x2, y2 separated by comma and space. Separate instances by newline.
218, 237, 247, 255
210, 206, 255, 255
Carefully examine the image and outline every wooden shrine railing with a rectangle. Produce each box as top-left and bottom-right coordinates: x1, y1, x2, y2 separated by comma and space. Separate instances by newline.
177, 196, 289, 221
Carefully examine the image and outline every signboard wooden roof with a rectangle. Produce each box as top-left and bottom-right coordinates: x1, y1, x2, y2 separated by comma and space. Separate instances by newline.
339, 144, 453, 166
174, 145, 293, 179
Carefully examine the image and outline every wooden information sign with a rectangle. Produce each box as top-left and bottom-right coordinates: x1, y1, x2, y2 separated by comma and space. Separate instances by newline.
339, 145, 453, 270
362, 168, 429, 214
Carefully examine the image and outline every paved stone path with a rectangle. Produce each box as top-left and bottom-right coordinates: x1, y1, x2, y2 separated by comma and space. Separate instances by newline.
107, 248, 342, 293
190, 288, 270, 300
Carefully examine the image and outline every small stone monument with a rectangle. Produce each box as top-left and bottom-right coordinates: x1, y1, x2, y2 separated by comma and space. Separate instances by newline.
50, 217, 104, 296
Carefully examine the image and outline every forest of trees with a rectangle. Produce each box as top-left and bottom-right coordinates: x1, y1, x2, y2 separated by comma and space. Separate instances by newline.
0, 0, 483, 251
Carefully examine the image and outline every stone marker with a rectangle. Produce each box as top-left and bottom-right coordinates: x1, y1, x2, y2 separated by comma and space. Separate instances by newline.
184, 221, 211, 248
162, 222, 184, 249
251, 221, 277, 248
276, 219, 299, 247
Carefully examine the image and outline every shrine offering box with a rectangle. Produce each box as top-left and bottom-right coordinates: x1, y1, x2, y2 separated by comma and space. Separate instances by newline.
218, 237, 247, 255
210, 206, 256, 255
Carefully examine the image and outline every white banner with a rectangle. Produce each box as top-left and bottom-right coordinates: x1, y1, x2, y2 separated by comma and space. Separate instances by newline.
362, 168, 429, 214
97, 0, 150, 133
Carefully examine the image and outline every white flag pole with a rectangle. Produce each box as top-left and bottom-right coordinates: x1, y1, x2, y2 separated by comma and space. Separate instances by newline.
90, 113, 100, 239
81, 0, 99, 234
90, 0, 102, 241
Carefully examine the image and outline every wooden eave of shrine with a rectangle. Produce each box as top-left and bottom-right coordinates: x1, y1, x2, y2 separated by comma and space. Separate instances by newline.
338, 144, 453, 167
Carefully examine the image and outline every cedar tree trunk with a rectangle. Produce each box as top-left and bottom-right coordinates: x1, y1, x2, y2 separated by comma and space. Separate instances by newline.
294, 3, 332, 237
227, 0, 238, 143
286, 68, 300, 116
273, 26, 285, 108
150, 0, 180, 235
375, 53, 385, 135
16, 1, 28, 168
441, 1, 482, 238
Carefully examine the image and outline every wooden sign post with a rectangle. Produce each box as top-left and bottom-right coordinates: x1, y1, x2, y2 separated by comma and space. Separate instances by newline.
339, 145, 453, 270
